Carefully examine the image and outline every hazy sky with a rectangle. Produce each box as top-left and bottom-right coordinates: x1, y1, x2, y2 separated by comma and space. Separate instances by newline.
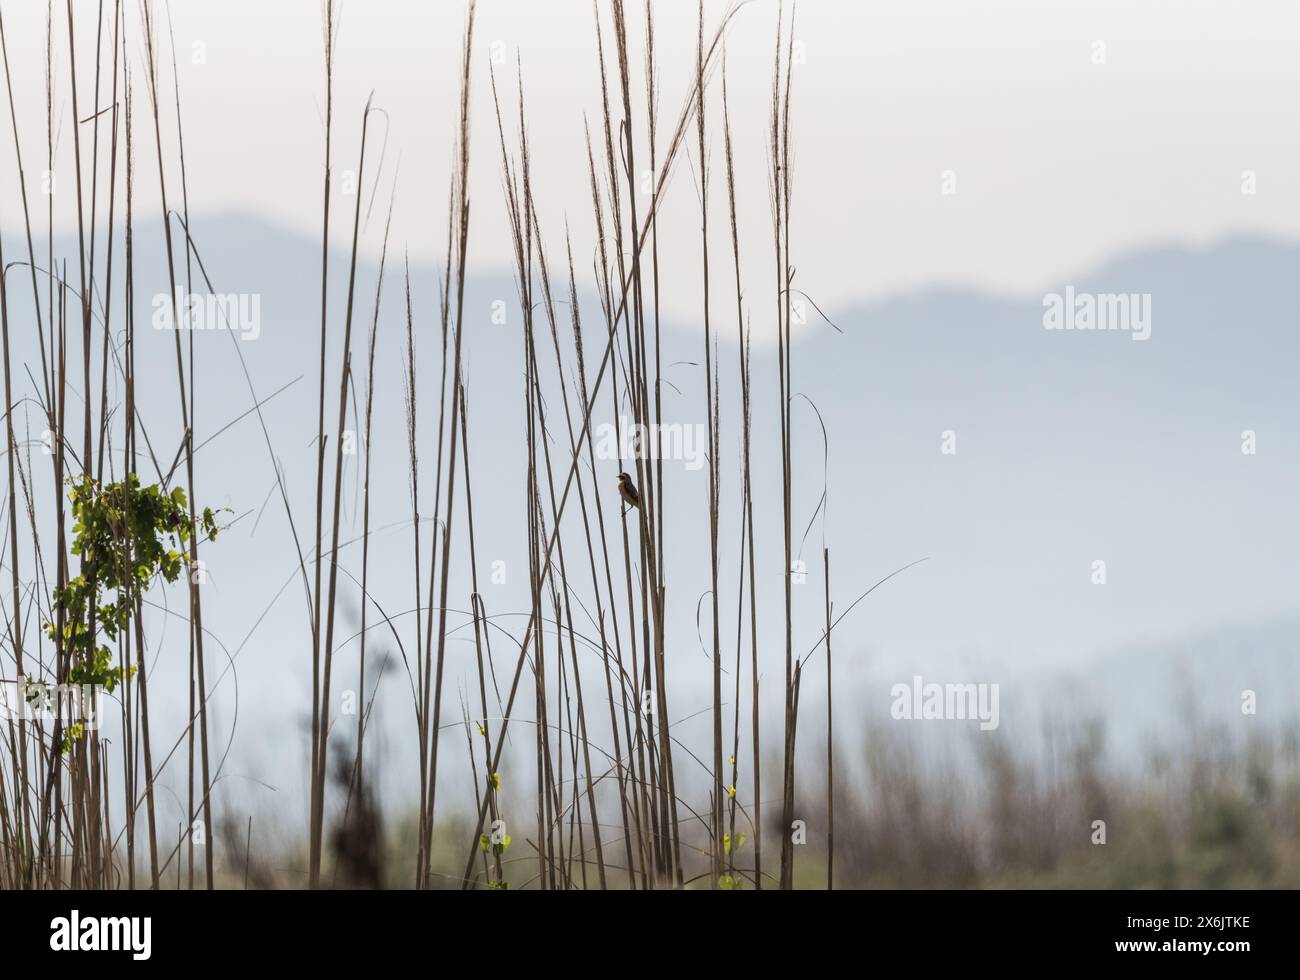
0, 0, 1296, 330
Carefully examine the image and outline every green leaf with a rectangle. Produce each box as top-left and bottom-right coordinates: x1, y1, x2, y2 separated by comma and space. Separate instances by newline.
45, 474, 228, 732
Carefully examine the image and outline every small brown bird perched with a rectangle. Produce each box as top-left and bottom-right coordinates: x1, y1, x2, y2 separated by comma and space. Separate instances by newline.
617, 471, 641, 511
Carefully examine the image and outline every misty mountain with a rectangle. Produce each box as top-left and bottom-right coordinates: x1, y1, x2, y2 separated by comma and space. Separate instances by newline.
10, 215, 1294, 809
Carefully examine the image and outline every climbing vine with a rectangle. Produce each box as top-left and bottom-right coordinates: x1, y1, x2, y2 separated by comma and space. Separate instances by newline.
42, 474, 223, 751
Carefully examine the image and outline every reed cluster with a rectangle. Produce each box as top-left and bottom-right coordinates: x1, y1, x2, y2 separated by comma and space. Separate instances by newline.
0, 0, 850, 891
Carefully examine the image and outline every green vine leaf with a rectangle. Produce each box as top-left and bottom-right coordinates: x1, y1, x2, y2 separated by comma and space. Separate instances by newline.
43, 474, 228, 752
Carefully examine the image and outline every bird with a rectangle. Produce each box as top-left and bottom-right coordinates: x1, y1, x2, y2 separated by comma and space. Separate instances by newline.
617, 471, 641, 511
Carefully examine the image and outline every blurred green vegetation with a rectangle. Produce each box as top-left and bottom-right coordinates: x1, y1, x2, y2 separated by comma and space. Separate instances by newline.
817, 721, 1300, 889
214, 719, 1300, 889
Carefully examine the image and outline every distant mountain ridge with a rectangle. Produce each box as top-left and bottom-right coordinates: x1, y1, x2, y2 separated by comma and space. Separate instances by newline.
11, 214, 1293, 789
